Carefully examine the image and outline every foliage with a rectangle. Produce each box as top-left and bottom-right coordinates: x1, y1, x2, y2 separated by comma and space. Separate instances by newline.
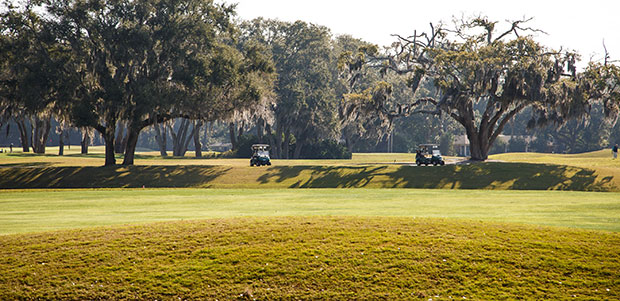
296, 139, 352, 159
232, 134, 259, 158
0, 3, 74, 153
340, 17, 618, 161
439, 132, 455, 156
240, 19, 340, 159
489, 138, 507, 155
3, 0, 272, 165
508, 137, 528, 152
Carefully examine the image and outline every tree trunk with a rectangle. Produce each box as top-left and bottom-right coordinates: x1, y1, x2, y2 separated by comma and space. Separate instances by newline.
16, 118, 30, 152
114, 121, 127, 154
273, 125, 283, 159
229, 122, 237, 150
265, 123, 277, 159
237, 121, 245, 144
293, 139, 304, 159
169, 118, 192, 157
58, 129, 64, 156
31, 116, 51, 154
81, 129, 90, 154
153, 121, 168, 156
100, 119, 118, 166
103, 130, 116, 166
283, 129, 291, 159
122, 125, 141, 166
465, 126, 490, 161
193, 120, 203, 158
257, 118, 264, 143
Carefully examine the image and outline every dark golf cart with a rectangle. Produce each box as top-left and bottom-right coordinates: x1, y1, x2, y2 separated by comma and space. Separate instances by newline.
415, 144, 445, 166
250, 144, 271, 167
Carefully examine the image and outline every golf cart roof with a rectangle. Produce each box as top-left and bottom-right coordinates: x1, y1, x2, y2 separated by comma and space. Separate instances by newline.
251, 144, 270, 150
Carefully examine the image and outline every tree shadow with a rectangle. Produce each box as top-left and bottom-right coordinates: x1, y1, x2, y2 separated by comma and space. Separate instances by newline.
257, 162, 616, 191
386, 162, 616, 191
0, 162, 615, 191
0, 165, 230, 189
0, 162, 52, 168
258, 166, 390, 188
4, 153, 156, 160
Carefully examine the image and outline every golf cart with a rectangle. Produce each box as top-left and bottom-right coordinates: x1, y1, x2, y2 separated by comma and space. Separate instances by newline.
250, 144, 271, 167
415, 144, 445, 166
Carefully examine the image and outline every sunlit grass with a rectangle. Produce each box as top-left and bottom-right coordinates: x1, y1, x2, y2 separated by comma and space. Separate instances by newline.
1, 188, 619, 234
1, 217, 618, 299
0, 146, 421, 167
490, 149, 620, 169
1, 148, 619, 299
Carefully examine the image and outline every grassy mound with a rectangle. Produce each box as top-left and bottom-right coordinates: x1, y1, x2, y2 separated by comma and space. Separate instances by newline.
1, 217, 618, 299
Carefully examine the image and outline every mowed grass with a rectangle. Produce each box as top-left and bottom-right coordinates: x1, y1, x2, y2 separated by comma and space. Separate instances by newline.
2, 188, 620, 234
1, 149, 620, 299
2, 148, 620, 191
490, 149, 620, 169
0, 146, 417, 167
1, 217, 618, 299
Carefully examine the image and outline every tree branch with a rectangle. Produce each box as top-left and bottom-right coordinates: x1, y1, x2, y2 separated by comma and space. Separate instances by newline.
490, 103, 526, 144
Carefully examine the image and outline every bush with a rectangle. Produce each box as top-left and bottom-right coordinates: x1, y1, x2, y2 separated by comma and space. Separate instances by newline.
232, 135, 260, 158
439, 133, 454, 156
489, 139, 508, 155
298, 139, 352, 159
508, 137, 527, 152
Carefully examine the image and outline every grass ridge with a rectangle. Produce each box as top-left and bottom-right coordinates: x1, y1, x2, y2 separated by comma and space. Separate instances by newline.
0, 162, 617, 191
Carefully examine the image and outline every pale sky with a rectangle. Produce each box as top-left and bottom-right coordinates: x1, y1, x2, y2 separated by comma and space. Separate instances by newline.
228, 0, 619, 65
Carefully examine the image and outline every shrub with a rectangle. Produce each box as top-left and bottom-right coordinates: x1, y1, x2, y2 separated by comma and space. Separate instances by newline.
232, 135, 260, 158
508, 137, 527, 152
489, 139, 508, 155
439, 133, 455, 156
298, 139, 352, 159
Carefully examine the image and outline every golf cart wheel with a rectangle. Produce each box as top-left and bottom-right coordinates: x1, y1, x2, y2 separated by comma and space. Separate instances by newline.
416, 162, 421, 166
440, 161, 445, 166
250, 162, 254, 167
433, 162, 438, 166
267, 162, 271, 166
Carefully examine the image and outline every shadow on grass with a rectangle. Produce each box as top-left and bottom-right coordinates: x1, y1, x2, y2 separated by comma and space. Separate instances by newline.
257, 162, 616, 191
0, 162, 616, 191
4, 152, 157, 160
258, 166, 390, 188
0, 165, 230, 189
0, 162, 53, 168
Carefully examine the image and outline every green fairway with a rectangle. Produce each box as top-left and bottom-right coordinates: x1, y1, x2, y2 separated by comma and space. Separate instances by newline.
1, 188, 620, 234
0, 146, 420, 167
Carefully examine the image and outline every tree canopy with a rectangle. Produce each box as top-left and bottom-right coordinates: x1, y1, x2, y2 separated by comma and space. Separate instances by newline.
341, 17, 620, 160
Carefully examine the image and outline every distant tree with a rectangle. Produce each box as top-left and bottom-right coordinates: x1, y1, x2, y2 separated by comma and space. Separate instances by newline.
240, 19, 340, 159
341, 17, 600, 160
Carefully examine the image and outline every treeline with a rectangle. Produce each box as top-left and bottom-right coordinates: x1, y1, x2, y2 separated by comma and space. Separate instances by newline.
2, 1, 619, 164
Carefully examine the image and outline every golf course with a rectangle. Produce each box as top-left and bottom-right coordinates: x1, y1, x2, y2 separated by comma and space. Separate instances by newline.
1, 148, 619, 299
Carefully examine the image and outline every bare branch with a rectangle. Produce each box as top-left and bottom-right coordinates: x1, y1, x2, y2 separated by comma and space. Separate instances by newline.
494, 17, 547, 43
